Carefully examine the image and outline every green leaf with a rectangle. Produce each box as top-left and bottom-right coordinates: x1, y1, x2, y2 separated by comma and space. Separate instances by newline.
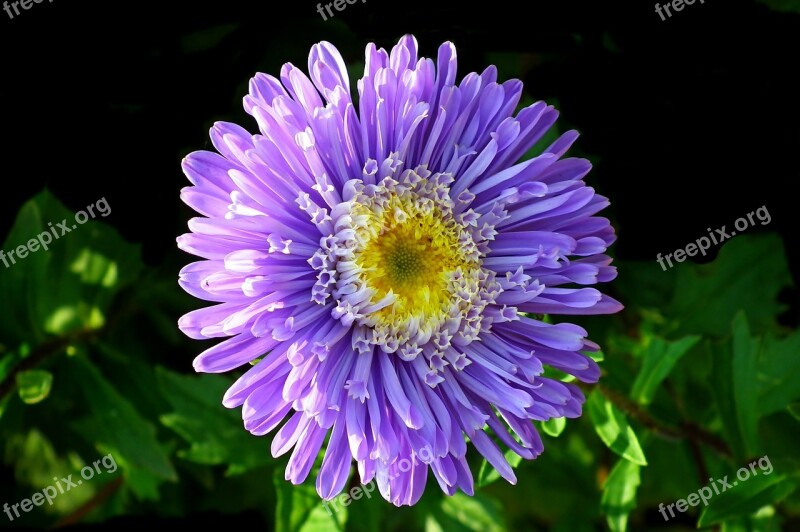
719, 506, 782, 532
16, 369, 54, 404
0, 395, 9, 420
788, 403, 800, 422
542, 417, 567, 437
125, 466, 164, 501
71, 355, 175, 499
3, 430, 95, 513
477, 447, 523, 487
756, 329, 800, 415
601, 459, 641, 532
587, 390, 647, 466
630, 334, 700, 405
698, 474, 797, 527
0, 190, 141, 344
731, 313, 761, 457
756, 0, 800, 13
588, 350, 604, 363
157, 368, 276, 475
338, 478, 385, 532
274, 468, 346, 532
0, 354, 16, 382
670, 234, 791, 337
712, 313, 762, 459
426, 492, 506, 532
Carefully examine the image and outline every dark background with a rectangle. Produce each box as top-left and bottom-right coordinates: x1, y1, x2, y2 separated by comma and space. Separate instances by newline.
2, 0, 798, 275
1, 0, 799, 528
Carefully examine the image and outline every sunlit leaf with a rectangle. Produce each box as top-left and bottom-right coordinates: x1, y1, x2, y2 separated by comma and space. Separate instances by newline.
542, 417, 567, 437
601, 459, 641, 532
427, 492, 506, 532
16, 369, 53, 404
587, 390, 647, 466
3, 430, 94, 513
0, 190, 141, 344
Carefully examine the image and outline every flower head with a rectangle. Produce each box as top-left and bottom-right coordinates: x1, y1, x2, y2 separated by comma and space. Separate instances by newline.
178, 35, 622, 506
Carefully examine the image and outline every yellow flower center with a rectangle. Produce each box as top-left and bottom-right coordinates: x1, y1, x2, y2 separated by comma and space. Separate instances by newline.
354, 195, 467, 323
309, 166, 500, 363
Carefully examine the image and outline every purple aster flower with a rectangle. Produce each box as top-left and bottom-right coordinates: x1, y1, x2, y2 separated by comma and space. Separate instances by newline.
177, 35, 622, 506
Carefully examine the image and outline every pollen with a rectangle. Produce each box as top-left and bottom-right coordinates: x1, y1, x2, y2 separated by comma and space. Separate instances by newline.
354, 194, 467, 322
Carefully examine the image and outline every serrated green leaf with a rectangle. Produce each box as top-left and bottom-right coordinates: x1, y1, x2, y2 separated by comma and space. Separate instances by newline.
587, 390, 647, 466
698, 474, 796, 527
125, 465, 163, 501
670, 234, 791, 337
630, 335, 700, 405
601, 459, 641, 532
71, 355, 175, 499
16, 369, 53, 404
156, 368, 276, 475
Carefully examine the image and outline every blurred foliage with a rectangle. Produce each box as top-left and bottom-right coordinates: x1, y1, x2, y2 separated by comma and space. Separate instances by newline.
757, 0, 800, 13
1, 151, 800, 529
